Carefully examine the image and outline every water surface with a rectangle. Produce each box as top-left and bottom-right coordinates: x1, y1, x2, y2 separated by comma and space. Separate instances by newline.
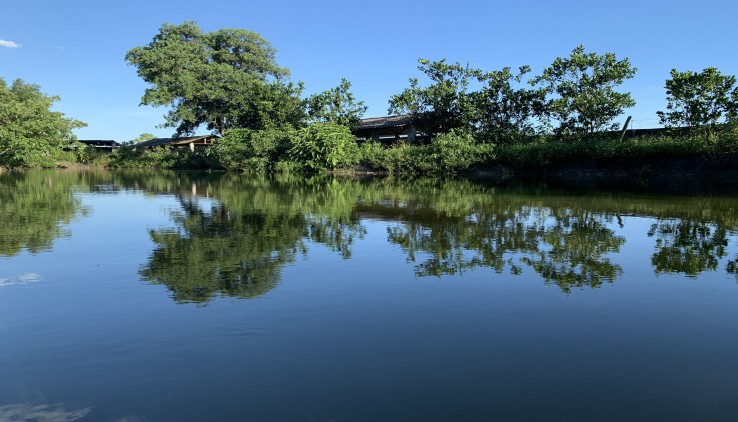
1, 169, 738, 421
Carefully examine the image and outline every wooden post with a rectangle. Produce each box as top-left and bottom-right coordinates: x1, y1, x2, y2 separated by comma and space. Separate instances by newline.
371, 130, 379, 143
407, 125, 417, 144
619, 116, 632, 141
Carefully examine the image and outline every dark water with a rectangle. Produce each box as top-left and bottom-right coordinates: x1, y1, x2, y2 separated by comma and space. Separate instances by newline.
1, 169, 738, 421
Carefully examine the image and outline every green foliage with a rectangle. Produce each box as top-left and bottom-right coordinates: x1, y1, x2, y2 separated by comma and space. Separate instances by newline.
494, 134, 712, 169
416, 131, 494, 174
71, 145, 111, 166
108, 144, 216, 169
131, 133, 155, 143
389, 59, 482, 137
211, 127, 297, 172
274, 160, 304, 173
657, 67, 738, 137
474, 66, 546, 143
359, 131, 493, 175
125, 21, 304, 135
388, 59, 546, 143
290, 122, 360, 170
0, 78, 86, 168
532, 45, 637, 135
305, 78, 367, 128
359, 142, 418, 174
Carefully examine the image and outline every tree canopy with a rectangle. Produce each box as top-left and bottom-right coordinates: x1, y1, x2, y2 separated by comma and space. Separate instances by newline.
388, 59, 547, 142
531, 45, 637, 135
125, 21, 304, 136
305, 78, 367, 128
474, 66, 546, 143
0, 78, 86, 168
389, 59, 482, 138
657, 67, 738, 136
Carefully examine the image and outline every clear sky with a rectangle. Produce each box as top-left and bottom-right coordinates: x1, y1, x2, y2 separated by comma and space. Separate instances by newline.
1, 0, 736, 141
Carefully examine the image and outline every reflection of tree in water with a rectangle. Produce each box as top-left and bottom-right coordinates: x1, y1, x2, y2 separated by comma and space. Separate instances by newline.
6, 169, 738, 298
0, 170, 87, 256
308, 216, 366, 259
140, 199, 307, 303
139, 177, 366, 303
125, 173, 738, 298
387, 203, 624, 293
649, 220, 728, 276
520, 210, 624, 293
728, 256, 738, 279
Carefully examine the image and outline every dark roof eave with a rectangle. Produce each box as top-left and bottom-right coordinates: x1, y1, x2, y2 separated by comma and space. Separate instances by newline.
356, 115, 414, 130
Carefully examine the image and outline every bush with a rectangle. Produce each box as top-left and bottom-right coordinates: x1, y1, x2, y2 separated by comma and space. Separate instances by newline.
494, 134, 723, 169
290, 122, 360, 171
108, 144, 216, 169
211, 126, 297, 172
359, 142, 419, 174
274, 160, 304, 173
419, 130, 494, 174
358, 131, 494, 175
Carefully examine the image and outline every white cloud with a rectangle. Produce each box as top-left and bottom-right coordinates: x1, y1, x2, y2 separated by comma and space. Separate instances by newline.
0, 39, 20, 48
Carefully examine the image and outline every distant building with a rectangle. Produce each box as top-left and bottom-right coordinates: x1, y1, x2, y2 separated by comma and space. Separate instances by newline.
354, 115, 425, 145
135, 135, 218, 151
77, 139, 118, 153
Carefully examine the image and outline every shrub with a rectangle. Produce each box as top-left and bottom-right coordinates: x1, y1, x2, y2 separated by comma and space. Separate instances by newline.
419, 130, 493, 174
211, 126, 297, 172
108, 144, 216, 169
274, 160, 304, 173
290, 122, 360, 171
358, 131, 494, 175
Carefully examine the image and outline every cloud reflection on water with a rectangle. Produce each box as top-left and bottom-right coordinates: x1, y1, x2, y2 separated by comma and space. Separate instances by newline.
0, 273, 42, 289
0, 403, 92, 421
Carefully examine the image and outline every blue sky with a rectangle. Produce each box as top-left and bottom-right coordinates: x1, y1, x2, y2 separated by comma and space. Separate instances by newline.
1, 0, 736, 141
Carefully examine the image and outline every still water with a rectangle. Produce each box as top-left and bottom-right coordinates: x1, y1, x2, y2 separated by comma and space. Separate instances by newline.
1, 169, 738, 421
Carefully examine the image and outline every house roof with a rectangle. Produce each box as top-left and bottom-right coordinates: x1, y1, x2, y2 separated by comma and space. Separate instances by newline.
136, 135, 218, 148
78, 139, 118, 145
356, 115, 413, 130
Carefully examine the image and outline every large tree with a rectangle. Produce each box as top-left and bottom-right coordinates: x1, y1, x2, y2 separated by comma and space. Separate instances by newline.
656, 67, 738, 136
388, 59, 544, 142
125, 21, 304, 136
532, 45, 637, 135
389, 59, 482, 138
0, 78, 86, 168
473, 66, 546, 143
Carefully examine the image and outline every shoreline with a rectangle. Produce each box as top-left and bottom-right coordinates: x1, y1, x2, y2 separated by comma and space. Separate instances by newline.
18, 151, 738, 190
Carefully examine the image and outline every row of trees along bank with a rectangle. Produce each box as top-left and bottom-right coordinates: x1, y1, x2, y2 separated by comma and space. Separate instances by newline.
3, 21, 738, 171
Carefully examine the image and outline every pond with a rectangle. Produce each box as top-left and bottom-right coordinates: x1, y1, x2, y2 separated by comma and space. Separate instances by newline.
1, 169, 738, 421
